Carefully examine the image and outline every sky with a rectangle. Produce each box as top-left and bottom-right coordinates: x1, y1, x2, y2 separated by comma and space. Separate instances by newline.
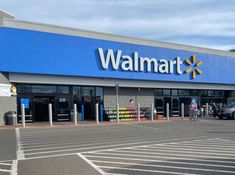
0, 0, 235, 51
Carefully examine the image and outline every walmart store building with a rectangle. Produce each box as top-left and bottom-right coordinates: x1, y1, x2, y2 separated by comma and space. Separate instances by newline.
0, 10, 235, 125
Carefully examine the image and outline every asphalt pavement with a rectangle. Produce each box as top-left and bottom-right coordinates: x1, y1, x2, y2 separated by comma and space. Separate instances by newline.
0, 118, 235, 175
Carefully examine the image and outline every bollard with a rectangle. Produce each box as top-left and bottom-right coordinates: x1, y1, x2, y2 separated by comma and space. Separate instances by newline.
181, 103, 184, 120
137, 104, 140, 122
116, 84, 120, 123
117, 104, 120, 123
74, 104, 77, 125
166, 103, 170, 120
100, 105, 103, 122
206, 103, 209, 117
151, 103, 154, 122
21, 104, 25, 127
96, 103, 99, 124
49, 103, 53, 127
81, 105, 84, 121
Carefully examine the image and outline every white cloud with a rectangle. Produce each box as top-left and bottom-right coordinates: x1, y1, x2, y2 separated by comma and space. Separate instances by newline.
0, 0, 235, 50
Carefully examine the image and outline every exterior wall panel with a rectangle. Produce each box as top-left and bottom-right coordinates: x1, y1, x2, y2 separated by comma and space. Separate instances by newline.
104, 87, 154, 108
0, 96, 17, 125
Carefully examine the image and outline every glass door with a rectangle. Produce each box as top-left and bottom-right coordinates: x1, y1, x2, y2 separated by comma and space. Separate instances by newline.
82, 87, 95, 120
164, 97, 172, 117
33, 96, 56, 122
56, 96, 71, 121
172, 98, 179, 117
155, 98, 164, 116
179, 97, 192, 116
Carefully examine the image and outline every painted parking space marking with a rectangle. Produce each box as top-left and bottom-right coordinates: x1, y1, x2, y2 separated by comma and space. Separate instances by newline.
81, 138, 235, 175
0, 160, 17, 175
84, 155, 235, 168
99, 166, 200, 175
22, 136, 201, 158
15, 128, 24, 160
18, 126, 206, 159
77, 153, 106, 175
92, 160, 235, 174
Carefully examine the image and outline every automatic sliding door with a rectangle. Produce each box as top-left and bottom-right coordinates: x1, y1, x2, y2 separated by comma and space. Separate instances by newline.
82, 87, 95, 120
57, 97, 70, 121
155, 98, 164, 116
172, 98, 179, 117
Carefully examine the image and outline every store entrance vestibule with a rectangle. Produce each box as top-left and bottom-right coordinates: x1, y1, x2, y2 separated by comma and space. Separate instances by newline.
33, 96, 56, 122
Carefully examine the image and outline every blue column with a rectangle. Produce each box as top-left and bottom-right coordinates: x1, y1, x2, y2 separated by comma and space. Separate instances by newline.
81, 104, 84, 122
100, 105, 103, 122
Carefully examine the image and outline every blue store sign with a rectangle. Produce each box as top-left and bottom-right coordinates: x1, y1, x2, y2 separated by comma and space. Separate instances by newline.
20, 98, 30, 109
0, 27, 235, 84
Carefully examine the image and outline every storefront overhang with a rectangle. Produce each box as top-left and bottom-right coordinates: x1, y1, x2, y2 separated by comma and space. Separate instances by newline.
9, 73, 235, 90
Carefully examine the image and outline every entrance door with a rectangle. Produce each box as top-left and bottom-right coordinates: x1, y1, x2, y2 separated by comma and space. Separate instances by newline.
172, 98, 179, 117
164, 97, 172, 117
56, 96, 71, 121
82, 87, 95, 120
155, 98, 164, 116
33, 97, 55, 121
179, 97, 192, 116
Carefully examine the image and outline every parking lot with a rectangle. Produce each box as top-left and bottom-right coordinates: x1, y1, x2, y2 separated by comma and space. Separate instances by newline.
0, 119, 235, 175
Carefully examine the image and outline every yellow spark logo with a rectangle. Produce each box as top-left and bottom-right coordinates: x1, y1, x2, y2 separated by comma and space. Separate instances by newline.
185, 55, 202, 79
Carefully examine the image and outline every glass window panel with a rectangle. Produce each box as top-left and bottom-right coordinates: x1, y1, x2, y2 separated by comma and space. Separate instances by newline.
155, 89, 163, 96
96, 87, 103, 103
73, 86, 81, 94
82, 87, 95, 96
171, 90, 178, 96
163, 89, 171, 96
31, 85, 56, 93
179, 90, 190, 96
208, 90, 214, 97
191, 90, 197, 96
17, 84, 31, 93
57, 86, 69, 94
201, 90, 208, 97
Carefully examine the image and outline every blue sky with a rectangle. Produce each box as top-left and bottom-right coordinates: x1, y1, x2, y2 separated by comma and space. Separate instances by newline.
0, 0, 235, 51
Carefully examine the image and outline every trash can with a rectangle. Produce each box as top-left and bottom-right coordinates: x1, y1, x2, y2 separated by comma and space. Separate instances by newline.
6, 111, 17, 125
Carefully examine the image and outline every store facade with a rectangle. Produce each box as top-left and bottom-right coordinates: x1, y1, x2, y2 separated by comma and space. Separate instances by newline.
0, 11, 235, 124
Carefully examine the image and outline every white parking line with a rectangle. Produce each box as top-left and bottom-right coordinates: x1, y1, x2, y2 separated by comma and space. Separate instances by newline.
85, 151, 235, 160
21, 136, 168, 147
84, 155, 235, 168
11, 160, 18, 175
87, 136, 207, 154
148, 144, 235, 151
77, 153, 105, 175
128, 146, 235, 154
83, 153, 235, 164
15, 128, 25, 160
22, 136, 177, 151
0, 168, 12, 172
99, 166, 200, 175
82, 138, 235, 175
170, 142, 235, 148
92, 160, 235, 174
111, 148, 235, 156
24, 136, 205, 156
0, 162, 12, 166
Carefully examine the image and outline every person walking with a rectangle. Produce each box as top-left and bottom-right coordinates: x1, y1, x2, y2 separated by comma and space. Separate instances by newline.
189, 99, 197, 121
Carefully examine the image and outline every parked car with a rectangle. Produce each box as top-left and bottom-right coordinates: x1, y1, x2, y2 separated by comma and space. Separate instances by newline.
217, 103, 235, 120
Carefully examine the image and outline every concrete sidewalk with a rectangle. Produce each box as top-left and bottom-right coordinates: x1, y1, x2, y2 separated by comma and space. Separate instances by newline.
0, 116, 215, 130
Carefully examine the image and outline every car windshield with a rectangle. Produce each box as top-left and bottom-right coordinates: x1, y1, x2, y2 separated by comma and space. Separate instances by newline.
226, 103, 235, 108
